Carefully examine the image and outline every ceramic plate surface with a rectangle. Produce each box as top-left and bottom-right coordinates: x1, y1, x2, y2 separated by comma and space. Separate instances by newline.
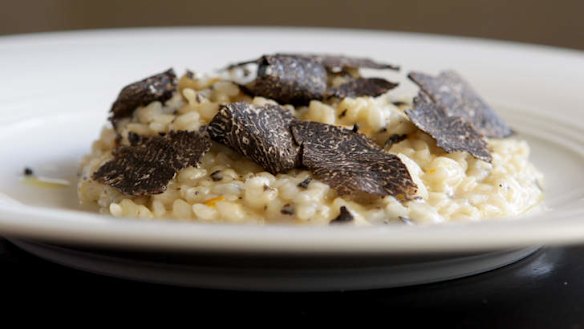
1, 27, 584, 255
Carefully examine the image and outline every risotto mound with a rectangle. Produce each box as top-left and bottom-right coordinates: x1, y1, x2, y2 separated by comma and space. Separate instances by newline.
78, 54, 543, 225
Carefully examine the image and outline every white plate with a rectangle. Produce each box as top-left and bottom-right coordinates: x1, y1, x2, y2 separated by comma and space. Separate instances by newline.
1, 27, 584, 258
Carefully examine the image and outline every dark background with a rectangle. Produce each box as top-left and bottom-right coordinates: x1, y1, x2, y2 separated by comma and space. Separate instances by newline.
1, 0, 583, 50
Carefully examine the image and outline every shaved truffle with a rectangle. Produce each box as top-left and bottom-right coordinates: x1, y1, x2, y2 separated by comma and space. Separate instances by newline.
327, 78, 398, 98
208, 102, 299, 174
406, 97, 492, 162
330, 206, 354, 224
127, 131, 144, 146
110, 69, 177, 125
243, 55, 328, 106
291, 121, 418, 200
228, 54, 399, 72
408, 71, 512, 138
228, 54, 400, 105
280, 204, 295, 215
384, 134, 407, 148
278, 54, 400, 72
92, 130, 211, 196
297, 177, 312, 189
210, 170, 223, 182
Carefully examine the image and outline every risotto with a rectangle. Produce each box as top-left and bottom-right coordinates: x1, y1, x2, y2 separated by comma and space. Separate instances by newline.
78, 54, 543, 225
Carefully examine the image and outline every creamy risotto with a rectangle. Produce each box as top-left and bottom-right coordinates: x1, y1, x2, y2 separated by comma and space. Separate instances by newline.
78, 55, 543, 225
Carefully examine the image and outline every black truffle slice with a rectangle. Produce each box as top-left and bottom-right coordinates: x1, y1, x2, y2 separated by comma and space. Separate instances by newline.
243, 55, 328, 106
291, 121, 418, 200
227, 54, 399, 72
127, 131, 144, 146
110, 69, 177, 124
296, 54, 400, 72
408, 71, 512, 138
228, 54, 400, 105
207, 102, 299, 174
92, 130, 211, 196
406, 97, 492, 162
327, 78, 398, 99
280, 204, 295, 215
384, 134, 407, 148
330, 206, 354, 224
297, 177, 312, 189
210, 170, 223, 182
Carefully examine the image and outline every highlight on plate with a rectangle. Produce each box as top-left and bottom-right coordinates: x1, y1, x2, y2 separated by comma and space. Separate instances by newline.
78, 53, 544, 225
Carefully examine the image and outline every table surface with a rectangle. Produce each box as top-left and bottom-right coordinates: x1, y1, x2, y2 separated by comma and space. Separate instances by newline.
2, 237, 583, 326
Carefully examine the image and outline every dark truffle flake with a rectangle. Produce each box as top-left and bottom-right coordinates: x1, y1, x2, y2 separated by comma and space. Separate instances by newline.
228, 54, 401, 105
384, 134, 407, 148
127, 131, 144, 146
279, 54, 400, 72
166, 130, 212, 170
225, 58, 260, 71
291, 121, 418, 200
93, 142, 176, 196
227, 54, 399, 72
207, 102, 300, 174
327, 78, 398, 99
280, 204, 295, 215
23, 167, 34, 176
399, 216, 414, 225
243, 55, 328, 106
408, 70, 512, 138
330, 206, 354, 224
92, 130, 211, 196
210, 170, 223, 182
406, 97, 492, 162
297, 177, 312, 189
109, 69, 177, 125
